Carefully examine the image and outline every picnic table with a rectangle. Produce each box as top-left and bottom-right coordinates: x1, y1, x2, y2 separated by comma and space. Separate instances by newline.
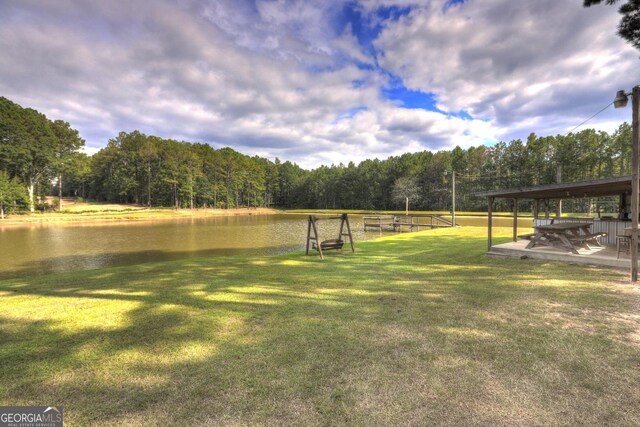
521, 222, 606, 254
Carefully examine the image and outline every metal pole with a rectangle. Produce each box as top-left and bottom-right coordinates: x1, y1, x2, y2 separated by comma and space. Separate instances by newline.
487, 196, 494, 251
631, 86, 639, 282
512, 198, 518, 242
452, 171, 456, 226
555, 165, 562, 218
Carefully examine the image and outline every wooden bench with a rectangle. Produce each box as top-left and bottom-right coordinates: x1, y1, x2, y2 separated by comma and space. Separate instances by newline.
569, 232, 607, 247
517, 233, 536, 240
582, 231, 607, 240
313, 239, 344, 251
579, 232, 607, 241
569, 236, 590, 244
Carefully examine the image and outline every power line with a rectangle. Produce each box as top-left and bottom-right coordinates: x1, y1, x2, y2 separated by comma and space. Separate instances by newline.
452, 98, 619, 186
565, 100, 615, 135
454, 173, 517, 180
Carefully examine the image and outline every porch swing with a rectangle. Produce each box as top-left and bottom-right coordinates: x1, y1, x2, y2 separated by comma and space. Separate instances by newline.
305, 213, 355, 260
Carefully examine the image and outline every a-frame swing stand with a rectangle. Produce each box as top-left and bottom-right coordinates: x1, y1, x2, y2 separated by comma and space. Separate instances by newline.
306, 213, 355, 260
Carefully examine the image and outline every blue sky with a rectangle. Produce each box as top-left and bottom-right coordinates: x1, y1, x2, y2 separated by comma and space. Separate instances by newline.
0, 0, 637, 168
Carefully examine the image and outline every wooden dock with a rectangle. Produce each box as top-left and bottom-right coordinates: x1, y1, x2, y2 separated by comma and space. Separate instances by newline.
363, 215, 455, 232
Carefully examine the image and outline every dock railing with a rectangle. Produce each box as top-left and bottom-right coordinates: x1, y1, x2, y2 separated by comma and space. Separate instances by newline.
363, 215, 396, 231
364, 214, 455, 232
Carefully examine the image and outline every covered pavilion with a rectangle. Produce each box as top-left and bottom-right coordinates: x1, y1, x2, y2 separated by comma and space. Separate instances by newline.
476, 175, 633, 269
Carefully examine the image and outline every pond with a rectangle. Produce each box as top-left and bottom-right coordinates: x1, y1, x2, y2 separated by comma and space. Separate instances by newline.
0, 214, 369, 279
0, 214, 530, 279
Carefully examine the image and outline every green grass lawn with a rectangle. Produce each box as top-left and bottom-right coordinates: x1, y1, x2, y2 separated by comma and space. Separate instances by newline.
1, 227, 640, 425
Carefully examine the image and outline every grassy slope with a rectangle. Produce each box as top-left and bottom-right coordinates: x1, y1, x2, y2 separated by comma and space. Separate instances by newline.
1, 227, 639, 425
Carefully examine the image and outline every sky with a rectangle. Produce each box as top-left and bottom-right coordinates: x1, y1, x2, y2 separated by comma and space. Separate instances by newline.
0, 0, 637, 169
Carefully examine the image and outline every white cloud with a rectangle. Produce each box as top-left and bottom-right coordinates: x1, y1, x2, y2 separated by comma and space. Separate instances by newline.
375, 0, 638, 140
0, 0, 637, 169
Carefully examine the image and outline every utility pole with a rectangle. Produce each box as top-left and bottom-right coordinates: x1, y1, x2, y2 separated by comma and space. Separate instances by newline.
631, 86, 639, 282
615, 86, 640, 282
452, 171, 456, 226
555, 165, 562, 218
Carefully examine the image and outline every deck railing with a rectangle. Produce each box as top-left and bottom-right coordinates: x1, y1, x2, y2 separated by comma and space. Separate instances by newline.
364, 214, 455, 231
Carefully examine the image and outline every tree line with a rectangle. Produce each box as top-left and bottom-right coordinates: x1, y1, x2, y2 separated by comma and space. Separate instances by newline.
0, 96, 633, 215
0, 97, 84, 216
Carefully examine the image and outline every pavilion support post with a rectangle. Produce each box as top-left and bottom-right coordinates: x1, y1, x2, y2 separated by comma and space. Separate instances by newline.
487, 197, 494, 251
631, 86, 640, 282
544, 200, 550, 220
512, 198, 518, 242
533, 199, 539, 219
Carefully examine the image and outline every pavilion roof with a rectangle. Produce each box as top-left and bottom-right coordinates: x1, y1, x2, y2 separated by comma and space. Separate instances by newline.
476, 175, 631, 200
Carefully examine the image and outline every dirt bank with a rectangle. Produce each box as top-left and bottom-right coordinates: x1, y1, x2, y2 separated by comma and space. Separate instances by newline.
0, 206, 283, 227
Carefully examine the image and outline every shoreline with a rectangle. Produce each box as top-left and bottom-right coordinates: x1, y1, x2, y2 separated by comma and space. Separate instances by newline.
0, 207, 283, 227
0, 207, 540, 229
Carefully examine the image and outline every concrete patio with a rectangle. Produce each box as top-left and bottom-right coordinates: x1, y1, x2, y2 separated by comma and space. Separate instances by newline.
488, 240, 632, 269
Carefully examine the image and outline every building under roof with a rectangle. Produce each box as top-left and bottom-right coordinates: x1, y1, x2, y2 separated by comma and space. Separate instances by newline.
476, 175, 632, 253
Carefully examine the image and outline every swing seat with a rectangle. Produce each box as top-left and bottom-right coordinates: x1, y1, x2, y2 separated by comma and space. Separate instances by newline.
313, 239, 344, 251
306, 214, 354, 259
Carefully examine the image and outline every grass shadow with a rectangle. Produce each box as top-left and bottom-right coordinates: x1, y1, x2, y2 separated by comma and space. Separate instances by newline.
1, 227, 639, 425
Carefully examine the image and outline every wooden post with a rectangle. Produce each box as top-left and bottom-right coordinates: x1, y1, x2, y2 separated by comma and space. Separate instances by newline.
555, 165, 562, 218
307, 215, 318, 255
533, 199, 539, 219
312, 216, 324, 260
512, 198, 518, 242
341, 213, 355, 253
631, 86, 639, 282
452, 170, 456, 227
487, 197, 494, 251
306, 215, 324, 259
305, 216, 313, 256
544, 199, 550, 220
58, 175, 63, 211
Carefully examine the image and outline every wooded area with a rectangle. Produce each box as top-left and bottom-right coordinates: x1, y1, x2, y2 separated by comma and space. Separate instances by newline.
0, 96, 633, 214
